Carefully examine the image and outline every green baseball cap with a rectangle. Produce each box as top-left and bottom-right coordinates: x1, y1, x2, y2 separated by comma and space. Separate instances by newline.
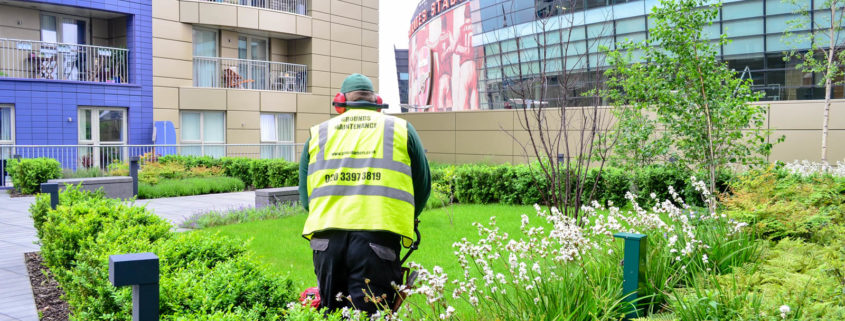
340, 73, 374, 93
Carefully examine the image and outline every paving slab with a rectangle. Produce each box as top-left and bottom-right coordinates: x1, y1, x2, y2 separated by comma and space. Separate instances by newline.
0, 191, 38, 321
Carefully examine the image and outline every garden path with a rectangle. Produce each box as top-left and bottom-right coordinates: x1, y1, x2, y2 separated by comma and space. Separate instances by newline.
0, 190, 256, 320
0, 191, 38, 321
134, 191, 255, 226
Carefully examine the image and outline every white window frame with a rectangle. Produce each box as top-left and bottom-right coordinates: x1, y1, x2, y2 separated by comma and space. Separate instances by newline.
77, 107, 127, 169
192, 27, 219, 57
0, 105, 14, 145
180, 110, 226, 147
40, 12, 90, 45
260, 113, 295, 160
238, 34, 269, 61
78, 107, 127, 145
259, 113, 294, 144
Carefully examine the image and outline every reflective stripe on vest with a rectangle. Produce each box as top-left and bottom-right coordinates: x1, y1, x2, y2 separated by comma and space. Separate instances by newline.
303, 110, 415, 246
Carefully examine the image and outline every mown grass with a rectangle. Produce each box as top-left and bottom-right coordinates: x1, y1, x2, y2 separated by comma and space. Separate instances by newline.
138, 176, 245, 199
194, 204, 540, 289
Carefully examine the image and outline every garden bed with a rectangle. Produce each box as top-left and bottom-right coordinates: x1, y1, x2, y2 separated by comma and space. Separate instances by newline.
25, 252, 69, 321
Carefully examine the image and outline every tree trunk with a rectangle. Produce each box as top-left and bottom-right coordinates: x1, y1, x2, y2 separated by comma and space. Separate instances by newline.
822, 4, 836, 164
822, 77, 831, 164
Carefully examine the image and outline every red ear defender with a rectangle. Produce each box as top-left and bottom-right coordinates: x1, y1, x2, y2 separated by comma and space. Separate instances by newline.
376, 95, 383, 105
333, 92, 347, 114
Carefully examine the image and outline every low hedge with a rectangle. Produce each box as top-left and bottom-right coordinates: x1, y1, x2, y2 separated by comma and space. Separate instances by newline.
433, 163, 734, 208
32, 186, 296, 320
138, 176, 245, 199
159, 156, 298, 189
6, 157, 61, 194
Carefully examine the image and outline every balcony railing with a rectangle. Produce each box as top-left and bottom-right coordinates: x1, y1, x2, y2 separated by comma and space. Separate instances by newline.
0, 144, 302, 181
200, 0, 307, 15
0, 38, 129, 84
193, 57, 307, 92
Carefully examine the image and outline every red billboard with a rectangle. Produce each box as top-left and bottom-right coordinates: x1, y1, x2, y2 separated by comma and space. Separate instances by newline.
409, 2, 480, 112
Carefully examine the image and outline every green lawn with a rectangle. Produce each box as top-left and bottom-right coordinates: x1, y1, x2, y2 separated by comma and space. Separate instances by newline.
195, 204, 541, 288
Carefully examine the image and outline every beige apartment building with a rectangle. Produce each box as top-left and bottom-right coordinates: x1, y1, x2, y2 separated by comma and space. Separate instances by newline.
153, 0, 379, 160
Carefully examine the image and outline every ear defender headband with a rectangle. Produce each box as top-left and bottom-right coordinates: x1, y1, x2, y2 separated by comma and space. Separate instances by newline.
333, 92, 388, 114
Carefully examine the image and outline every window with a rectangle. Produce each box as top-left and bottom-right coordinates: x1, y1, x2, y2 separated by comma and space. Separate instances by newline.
0, 105, 11, 160
78, 107, 126, 168
0, 105, 12, 144
260, 113, 295, 161
41, 13, 88, 44
193, 28, 218, 87
399, 72, 409, 80
238, 35, 269, 89
181, 111, 225, 157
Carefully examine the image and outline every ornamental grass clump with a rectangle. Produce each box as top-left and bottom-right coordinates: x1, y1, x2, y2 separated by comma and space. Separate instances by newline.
395, 178, 757, 320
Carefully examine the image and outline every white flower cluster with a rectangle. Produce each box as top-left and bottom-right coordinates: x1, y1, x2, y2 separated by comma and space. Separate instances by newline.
403, 177, 748, 319
784, 160, 845, 177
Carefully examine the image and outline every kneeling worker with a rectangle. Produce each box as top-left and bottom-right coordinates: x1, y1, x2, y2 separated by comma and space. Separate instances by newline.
298, 73, 431, 314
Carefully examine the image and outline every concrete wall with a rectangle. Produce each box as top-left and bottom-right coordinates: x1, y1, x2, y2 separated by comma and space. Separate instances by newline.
152, 0, 379, 149
398, 100, 845, 164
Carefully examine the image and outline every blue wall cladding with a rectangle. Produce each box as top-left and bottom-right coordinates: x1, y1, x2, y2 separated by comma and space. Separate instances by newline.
0, 0, 153, 147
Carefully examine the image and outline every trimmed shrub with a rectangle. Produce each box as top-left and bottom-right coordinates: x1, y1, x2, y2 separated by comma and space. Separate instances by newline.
138, 176, 245, 199
33, 186, 296, 320
435, 163, 734, 208
153, 155, 300, 189
6, 157, 61, 194
221, 157, 254, 187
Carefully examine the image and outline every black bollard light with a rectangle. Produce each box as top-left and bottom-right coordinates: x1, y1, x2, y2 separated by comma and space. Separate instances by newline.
1, 159, 6, 186
109, 253, 159, 321
129, 156, 139, 197
613, 232, 647, 320
41, 183, 59, 210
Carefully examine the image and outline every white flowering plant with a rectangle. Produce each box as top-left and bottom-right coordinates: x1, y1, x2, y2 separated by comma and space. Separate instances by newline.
782, 160, 845, 177
398, 178, 758, 320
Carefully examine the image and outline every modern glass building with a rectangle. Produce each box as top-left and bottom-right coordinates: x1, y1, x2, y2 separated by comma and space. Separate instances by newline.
409, 0, 844, 111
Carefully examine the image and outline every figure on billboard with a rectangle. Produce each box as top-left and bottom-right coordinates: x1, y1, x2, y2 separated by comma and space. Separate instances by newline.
451, 4, 479, 110
435, 17, 454, 110
407, 1, 481, 112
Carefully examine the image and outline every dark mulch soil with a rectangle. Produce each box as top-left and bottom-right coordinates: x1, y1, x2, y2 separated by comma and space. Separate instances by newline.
8, 188, 31, 198
25, 252, 70, 321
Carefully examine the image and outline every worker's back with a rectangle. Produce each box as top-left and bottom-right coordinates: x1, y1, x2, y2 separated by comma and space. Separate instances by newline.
302, 108, 416, 246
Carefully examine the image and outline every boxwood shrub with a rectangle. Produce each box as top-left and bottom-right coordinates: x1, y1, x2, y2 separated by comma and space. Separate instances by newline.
32, 186, 296, 320
6, 157, 62, 194
432, 162, 734, 208
159, 156, 298, 189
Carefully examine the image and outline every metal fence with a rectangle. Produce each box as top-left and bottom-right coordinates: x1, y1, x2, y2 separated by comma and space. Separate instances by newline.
200, 0, 307, 14
193, 57, 307, 92
0, 144, 302, 186
0, 38, 129, 84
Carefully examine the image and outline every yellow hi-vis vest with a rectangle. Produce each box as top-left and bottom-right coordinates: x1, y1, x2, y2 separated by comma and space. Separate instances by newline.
302, 109, 415, 247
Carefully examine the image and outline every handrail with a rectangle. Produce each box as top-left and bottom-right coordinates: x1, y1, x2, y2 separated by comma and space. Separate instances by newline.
0, 38, 129, 84
193, 56, 307, 92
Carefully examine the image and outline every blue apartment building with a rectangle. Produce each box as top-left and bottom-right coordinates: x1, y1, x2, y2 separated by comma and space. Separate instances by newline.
0, 0, 152, 169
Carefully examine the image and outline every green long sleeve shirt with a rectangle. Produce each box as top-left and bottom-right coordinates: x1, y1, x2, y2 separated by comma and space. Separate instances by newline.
298, 117, 431, 218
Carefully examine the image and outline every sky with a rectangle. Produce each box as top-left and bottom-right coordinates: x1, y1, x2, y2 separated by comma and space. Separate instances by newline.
378, 0, 419, 113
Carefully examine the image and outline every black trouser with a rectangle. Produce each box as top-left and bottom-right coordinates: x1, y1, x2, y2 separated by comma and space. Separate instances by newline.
310, 230, 403, 314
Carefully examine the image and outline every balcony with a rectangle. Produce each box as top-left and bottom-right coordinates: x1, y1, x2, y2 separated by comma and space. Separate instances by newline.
193, 57, 306, 92
199, 0, 307, 15
0, 38, 129, 84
